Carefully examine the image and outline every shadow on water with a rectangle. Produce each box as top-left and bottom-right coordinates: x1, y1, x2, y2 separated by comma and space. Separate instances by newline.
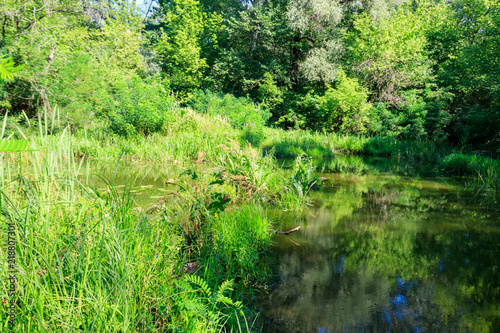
259, 170, 500, 332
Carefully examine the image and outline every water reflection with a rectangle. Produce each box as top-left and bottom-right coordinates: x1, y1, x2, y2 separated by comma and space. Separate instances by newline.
80, 159, 181, 207
260, 172, 500, 332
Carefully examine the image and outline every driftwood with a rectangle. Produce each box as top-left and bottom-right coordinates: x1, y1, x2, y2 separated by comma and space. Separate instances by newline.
275, 226, 301, 235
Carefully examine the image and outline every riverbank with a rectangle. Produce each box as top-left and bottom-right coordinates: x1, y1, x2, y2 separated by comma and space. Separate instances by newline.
0, 115, 320, 332
1, 110, 498, 332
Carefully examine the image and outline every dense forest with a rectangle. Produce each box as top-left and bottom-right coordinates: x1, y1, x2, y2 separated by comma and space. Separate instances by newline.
0, 0, 499, 151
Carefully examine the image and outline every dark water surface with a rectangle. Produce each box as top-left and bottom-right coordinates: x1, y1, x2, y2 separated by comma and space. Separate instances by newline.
259, 169, 500, 333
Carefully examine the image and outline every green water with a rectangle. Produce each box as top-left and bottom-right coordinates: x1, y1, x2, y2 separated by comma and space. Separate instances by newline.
80, 159, 183, 207
81, 157, 500, 332
259, 171, 500, 332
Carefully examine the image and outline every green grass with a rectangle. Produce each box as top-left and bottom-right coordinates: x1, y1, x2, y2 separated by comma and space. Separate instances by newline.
262, 128, 452, 162
439, 153, 500, 193
0, 110, 315, 332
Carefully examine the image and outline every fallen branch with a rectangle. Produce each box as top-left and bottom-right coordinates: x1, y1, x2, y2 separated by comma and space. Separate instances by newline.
275, 226, 300, 235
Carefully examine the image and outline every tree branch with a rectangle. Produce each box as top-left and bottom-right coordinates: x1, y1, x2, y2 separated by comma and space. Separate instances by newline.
275, 226, 301, 235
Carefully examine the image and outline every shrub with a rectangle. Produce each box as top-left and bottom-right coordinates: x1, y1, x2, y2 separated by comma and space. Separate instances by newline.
368, 91, 429, 140
280, 71, 372, 133
240, 122, 265, 147
189, 90, 271, 129
367, 102, 402, 137
108, 76, 176, 136
320, 71, 372, 134
398, 90, 428, 139
439, 153, 482, 175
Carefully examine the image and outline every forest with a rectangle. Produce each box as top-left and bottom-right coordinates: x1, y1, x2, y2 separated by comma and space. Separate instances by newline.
0, 0, 499, 331
0, 0, 499, 150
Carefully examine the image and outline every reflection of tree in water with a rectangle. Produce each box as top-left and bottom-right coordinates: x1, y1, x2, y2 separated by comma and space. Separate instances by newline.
261, 174, 500, 332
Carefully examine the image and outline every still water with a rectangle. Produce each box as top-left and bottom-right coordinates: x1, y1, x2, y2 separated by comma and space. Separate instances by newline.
81, 157, 500, 332
259, 168, 500, 332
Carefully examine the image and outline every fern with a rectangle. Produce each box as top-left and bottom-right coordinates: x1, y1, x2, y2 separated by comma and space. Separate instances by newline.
168, 276, 245, 332
183, 274, 212, 297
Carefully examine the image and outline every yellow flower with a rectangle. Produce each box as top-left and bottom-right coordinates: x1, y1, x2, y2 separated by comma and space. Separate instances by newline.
214, 213, 218, 218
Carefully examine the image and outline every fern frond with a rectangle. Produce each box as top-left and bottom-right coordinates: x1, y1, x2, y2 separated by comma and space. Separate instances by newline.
183, 274, 212, 296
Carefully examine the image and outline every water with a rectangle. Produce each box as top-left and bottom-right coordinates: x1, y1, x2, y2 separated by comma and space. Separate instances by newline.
77, 157, 500, 332
259, 171, 500, 332
80, 159, 182, 207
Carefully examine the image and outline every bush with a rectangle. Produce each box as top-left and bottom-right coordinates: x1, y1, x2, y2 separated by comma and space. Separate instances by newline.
108, 76, 176, 136
189, 90, 271, 129
368, 91, 429, 140
240, 122, 265, 147
320, 71, 372, 134
279, 71, 372, 134
398, 90, 428, 139
367, 102, 402, 137
439, 153, 483, 175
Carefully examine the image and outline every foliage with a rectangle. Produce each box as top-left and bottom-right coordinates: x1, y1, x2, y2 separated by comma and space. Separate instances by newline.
107, 76, 176, 136
240, 122, 265, 147
0, 54, 24, 83
0, 139, 31, 152
286, 0, 343, 84
290, 154, 321, 198
320, 71, 372, 134
439, 154, 500, 191
168, 275, 246, 332
345, 6, 432, 107
190, 89, 271, 129
147, 0, 221, 93
257, 72, 284, 113
280, 72, 372, 133
207, 206, 272, 281
166, 168, 233, 247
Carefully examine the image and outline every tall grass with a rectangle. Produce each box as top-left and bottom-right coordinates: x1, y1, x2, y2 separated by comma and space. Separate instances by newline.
0, 111, 274, 332
72, 109, 242, 165
261, 128, 452, 162
439, 153, 500, 193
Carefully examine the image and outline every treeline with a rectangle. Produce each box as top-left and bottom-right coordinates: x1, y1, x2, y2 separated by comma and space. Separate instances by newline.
0, 0, 499, 152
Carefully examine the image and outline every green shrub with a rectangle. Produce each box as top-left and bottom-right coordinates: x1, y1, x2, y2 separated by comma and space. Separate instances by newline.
320, 71, 372, 134
290, 154, 321, 198
398, 90, 428, 139
108, 76, 176, 136
439, 153, 483, 175
257, 72, 284, 113
367, 102, 402, 137
189, 90, 271, 129
280, 72, 372, 134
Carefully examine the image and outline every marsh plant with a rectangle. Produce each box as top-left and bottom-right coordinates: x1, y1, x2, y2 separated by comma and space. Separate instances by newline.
288, 154, 322, 204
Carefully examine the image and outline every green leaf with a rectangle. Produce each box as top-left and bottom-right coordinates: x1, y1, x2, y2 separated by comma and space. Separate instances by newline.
0, 54, 24, 83
0, 140, 36, 152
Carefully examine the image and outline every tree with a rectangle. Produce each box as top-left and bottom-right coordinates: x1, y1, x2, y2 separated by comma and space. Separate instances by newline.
147, 0, 221, 92
344, 4, 433, 107
286, 0, 344, 85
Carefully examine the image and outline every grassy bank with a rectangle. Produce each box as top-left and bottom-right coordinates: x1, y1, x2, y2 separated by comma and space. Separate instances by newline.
0, 112, 324, 332
262, 128, 498, 193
